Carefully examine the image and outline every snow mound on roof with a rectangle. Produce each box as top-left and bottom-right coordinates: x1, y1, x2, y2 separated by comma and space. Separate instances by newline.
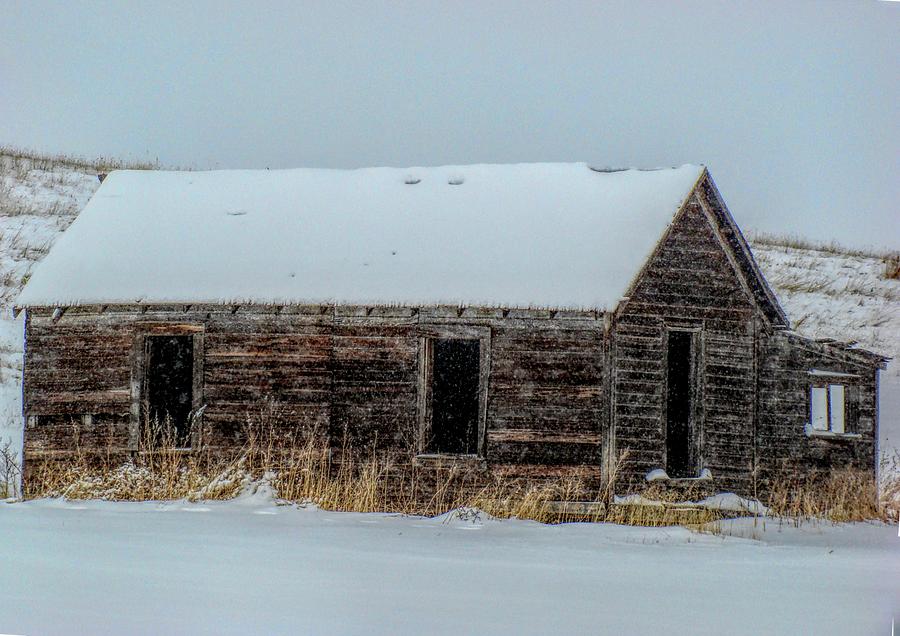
16, 162, 704, 309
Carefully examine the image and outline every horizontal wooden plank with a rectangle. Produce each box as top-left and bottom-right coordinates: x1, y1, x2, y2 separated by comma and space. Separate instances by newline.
489, 429, 600, 444
488, 441, 601, 465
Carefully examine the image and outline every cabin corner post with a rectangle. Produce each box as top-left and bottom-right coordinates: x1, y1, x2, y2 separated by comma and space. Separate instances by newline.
190, 331, 205, 449
476, 328, 492, 459
128, 332, 145, 451
415, 335, 433, 455
872, 366, 881, 489
20, 308, 31, 493
600, 329, 616, 503
750, 316, 761, 497
20, 308, 30, 424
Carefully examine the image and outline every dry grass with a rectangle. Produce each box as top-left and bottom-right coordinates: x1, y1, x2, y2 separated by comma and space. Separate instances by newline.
764, 456, 899, 524
0, 145, 162, 174
24, 401, 614, 523
30, 414, 245, 501
21, 401, 898, 527
605, 478, 724, 530
749, 231, 893, 260
885, 254, 900, 281
0, 438, 21, 499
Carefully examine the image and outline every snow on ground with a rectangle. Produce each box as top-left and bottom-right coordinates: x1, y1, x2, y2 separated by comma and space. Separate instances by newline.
0, 152, 100, 307
0, 316, 23, 477
0, 495, 897, 635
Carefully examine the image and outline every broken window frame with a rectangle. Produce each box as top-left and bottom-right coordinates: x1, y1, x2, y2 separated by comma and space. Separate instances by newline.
130, 323, 205, 451
416, 325, 491, 459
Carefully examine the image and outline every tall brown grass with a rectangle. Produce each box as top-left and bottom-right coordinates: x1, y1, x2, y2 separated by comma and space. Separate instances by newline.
22, 402, 899, 527
29, 413, 244, 501
25, 402, 615, 523
885, 254, 900, 281
764, 457, 899, 524
0, 145, 163, 174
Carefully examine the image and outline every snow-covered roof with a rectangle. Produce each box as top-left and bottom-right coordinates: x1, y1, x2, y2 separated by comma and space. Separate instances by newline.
16, 163, 705, 309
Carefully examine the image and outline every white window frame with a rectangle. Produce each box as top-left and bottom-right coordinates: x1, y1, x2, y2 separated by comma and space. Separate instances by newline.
808, 383, 850, 436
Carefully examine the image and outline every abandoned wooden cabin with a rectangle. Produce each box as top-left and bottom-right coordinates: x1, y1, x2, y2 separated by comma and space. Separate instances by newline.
15, 163, 888, 497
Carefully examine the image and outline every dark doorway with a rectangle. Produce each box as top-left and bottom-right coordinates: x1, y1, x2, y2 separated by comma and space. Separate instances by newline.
430, 339, 480, 454
666, 330, 696, 477
145, 335, 194, 447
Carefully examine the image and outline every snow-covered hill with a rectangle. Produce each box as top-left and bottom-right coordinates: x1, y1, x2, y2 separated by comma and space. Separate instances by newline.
1, 149, 898, 462
0, 150, 126, 465
0, 149, 109, 308
752, 238, 898, 365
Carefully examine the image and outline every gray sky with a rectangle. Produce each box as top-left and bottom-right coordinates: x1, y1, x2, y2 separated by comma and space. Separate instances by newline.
2, 1, 897, 250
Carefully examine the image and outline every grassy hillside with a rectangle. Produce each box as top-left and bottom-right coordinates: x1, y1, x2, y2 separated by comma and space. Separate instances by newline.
0, 147, 160, 308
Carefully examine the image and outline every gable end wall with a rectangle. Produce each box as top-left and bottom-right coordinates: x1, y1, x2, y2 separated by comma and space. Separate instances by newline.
612, 189, 760, 493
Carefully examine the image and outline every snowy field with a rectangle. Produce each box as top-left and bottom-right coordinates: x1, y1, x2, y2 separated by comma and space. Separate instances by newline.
0, 491, 898, 635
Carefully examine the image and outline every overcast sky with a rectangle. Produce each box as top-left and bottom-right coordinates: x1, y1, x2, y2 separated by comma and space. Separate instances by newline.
2, 1, 897, 249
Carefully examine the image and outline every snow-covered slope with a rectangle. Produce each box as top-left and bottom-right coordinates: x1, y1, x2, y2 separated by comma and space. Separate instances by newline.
753, 241, 897, 366
0, 149, 897, 461
0, 151, 105, 467
0, 151, 101, 308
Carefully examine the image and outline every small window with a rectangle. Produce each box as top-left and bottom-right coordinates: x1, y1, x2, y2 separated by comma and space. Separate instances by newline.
810, 384, 846, 434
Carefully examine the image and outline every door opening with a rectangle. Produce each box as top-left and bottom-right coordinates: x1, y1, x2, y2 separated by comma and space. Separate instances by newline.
430, 339, 480, 454
666, 330, 696, 477
144, 335, 194, 447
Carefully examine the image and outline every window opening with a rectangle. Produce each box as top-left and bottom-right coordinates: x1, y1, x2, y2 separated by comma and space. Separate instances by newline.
429, 339, 480, 454
811, 384, 846, 434
144, 335, 194, 447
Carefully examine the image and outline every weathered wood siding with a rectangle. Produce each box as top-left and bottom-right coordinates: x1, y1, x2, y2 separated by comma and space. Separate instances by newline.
612, 191, 759, 493
24, 313, 133, 454
485, 317, 604, 486
23, 305, 605, 490
756, 331, 878, 484
331, 310, 419, 451
202, 312, 333, 446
